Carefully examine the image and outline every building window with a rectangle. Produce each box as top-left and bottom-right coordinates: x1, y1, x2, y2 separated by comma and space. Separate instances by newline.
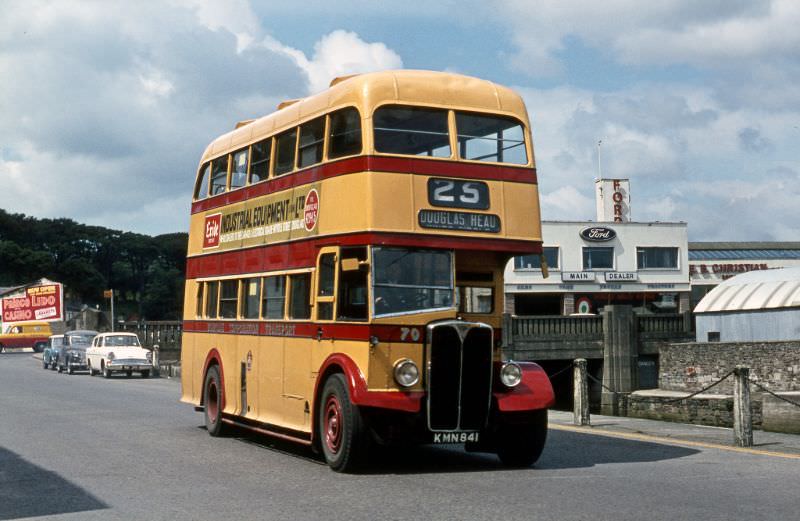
583, 247, 614, 270
514, 247, 559, 270
637, 247, 679, 269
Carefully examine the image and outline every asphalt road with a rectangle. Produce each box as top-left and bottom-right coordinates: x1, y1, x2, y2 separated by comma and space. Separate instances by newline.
1, 352, 798, 521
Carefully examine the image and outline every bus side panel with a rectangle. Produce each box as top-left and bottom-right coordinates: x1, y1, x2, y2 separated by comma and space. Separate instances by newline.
282, 336, 311, 431
254, 334, 285, 427
180, 331, 198, 405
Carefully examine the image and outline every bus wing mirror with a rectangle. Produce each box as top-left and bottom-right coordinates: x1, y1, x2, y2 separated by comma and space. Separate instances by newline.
341, 258, 368, 271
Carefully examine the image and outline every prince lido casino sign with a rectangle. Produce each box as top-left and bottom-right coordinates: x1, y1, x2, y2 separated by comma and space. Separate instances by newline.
202, 185, 321, 251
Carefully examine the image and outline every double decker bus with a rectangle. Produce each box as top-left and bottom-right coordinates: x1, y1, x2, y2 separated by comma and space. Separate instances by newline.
181, 70, 554, 472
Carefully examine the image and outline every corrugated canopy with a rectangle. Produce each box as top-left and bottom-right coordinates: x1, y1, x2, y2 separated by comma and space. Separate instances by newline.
694, 267, 800, 313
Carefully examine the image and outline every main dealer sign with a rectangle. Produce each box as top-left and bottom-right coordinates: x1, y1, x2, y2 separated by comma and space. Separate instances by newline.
580, 226, 617, 242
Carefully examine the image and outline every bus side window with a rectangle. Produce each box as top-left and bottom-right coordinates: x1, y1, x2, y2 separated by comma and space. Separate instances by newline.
274, 128, 297, 176
337, 247, 368, 321
194, 163, 211, 200
242, 278, 260, 319
230, 148, 248, 189
250, 139, 271, 183
317, 253, 336, 320
205, 281, 219, 318
298, 116, 325, 168
288, 273, 311, 320
195, 282, 204, 317
328, 107, 362, 159
210, 155, 229, 195
262, 275, 286, 319
219, 280, 239, 318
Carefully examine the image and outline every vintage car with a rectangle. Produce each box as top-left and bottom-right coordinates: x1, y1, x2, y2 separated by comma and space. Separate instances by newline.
86, 332, 152, 378
0, 321, 52, 353
56, 330, 98, 374
42, 334, 65, 369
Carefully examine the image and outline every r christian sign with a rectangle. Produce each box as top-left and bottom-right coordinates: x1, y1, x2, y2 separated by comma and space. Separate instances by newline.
580, 227, 617, 242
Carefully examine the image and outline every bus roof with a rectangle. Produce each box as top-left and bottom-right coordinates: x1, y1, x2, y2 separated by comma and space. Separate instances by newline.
201, 69, 530, 164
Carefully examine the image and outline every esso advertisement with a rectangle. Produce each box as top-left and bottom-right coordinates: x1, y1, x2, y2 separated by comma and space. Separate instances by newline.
1, 283, 64, 323
304, 189, 319, 231
203, 213, 222, 248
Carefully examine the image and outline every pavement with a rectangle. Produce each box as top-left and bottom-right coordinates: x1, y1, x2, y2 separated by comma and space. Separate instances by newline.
548, 409, 800, 458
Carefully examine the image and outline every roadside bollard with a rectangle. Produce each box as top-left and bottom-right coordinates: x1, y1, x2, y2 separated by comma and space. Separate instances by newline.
573, 358, 590, 426
733, 365, 753, 447
152, 344, 160, 376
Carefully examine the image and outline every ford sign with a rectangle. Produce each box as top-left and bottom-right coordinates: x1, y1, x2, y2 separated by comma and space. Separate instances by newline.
580, 227, 617, 242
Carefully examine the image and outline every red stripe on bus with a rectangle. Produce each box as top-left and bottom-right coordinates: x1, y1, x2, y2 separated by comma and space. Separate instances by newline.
186, 232, 541, 278
191, 156, 537, 214
184, 320, 432, 343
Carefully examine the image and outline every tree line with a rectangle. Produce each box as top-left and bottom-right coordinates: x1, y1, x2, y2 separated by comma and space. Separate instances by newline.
0, 209, 187, 320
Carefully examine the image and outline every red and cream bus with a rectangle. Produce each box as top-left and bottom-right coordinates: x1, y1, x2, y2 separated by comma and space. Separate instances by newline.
181, 70, 554, 471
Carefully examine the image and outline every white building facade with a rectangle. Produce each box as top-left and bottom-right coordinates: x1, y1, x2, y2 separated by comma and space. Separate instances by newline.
505, 220, 690, 316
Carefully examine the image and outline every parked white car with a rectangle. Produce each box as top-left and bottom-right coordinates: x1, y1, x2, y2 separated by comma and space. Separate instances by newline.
86, 332, 153, 378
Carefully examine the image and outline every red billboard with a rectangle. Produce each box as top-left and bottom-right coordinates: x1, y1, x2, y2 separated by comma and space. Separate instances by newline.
1, 283, 64, 323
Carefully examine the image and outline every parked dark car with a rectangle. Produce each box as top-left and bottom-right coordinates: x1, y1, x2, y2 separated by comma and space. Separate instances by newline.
42, 334, 65, 370
56, 330, 98, 375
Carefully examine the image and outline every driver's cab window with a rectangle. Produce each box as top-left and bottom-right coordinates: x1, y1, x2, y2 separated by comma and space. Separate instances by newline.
314, 247, 368, 322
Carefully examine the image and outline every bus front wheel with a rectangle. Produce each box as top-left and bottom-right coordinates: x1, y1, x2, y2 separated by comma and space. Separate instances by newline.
318, 373, 367, 472
204, 365, 226, 437
496, 409, 548, 468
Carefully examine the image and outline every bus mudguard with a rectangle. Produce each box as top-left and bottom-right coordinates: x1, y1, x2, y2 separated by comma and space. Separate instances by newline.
493, 362, 555, 412
315, 353, 423, 413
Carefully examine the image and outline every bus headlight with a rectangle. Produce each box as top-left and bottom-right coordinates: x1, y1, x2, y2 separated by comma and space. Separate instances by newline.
500, 362, 522, 388
393, 359, 420, 388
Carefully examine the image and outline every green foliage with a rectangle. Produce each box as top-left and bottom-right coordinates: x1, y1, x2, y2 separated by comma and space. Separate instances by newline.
0, 209, 187, 320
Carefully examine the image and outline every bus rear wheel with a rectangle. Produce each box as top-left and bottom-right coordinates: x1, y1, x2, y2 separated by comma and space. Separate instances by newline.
496, 409, 548, 468
318, 373, 368, 473
204, 365, 226, 437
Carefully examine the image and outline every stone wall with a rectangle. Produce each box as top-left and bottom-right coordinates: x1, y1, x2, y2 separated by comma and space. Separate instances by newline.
660, 341, 800, 394
622, 392, 764, 429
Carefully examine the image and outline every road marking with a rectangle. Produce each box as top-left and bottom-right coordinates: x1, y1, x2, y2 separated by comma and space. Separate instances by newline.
550, 423, 800, 460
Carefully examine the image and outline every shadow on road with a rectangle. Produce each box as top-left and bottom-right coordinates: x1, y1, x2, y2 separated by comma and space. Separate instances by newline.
0, 447, 107, 520
217, 423, 699, 475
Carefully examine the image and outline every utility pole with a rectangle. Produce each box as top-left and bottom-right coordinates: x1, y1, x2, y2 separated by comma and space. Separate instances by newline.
597, 139, 603, 179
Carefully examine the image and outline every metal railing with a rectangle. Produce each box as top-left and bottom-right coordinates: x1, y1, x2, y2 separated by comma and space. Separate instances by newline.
120, 320, 182, 351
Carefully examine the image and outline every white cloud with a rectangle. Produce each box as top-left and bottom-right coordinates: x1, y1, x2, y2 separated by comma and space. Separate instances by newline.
263, 30, 404, 94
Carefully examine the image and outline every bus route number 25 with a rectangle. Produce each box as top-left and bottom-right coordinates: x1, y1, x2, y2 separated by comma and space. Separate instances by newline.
427, 178, 489, 210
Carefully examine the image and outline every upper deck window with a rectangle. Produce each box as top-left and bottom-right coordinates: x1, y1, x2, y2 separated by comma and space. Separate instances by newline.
373, 106, 451, 158
275, 128, 297, 176
210, 156, 229, 195
329, 107, 362, 159
456, 113, 527, 165
250, 139, 271, 183
195, 163, 210, 200
298, 117, 325, 168
230, 149, 248, 189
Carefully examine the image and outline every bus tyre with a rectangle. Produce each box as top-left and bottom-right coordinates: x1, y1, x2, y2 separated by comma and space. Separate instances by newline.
204, 365, 226, 437
496, 409, 548, 468
318, 373, 367, 473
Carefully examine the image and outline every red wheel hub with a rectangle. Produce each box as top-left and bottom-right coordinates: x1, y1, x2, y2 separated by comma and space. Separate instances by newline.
324, 394, 343, 454
207, 380, 219, 421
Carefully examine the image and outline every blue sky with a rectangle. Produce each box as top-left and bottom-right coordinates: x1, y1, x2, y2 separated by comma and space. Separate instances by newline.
1, 0, 799, 240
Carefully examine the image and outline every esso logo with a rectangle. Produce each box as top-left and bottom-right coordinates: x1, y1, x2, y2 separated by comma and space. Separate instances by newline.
203, 213, 222, 248
304, 189, 319, 231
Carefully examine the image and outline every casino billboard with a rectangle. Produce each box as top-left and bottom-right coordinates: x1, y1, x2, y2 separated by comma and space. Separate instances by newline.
0, 282, 64, 323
